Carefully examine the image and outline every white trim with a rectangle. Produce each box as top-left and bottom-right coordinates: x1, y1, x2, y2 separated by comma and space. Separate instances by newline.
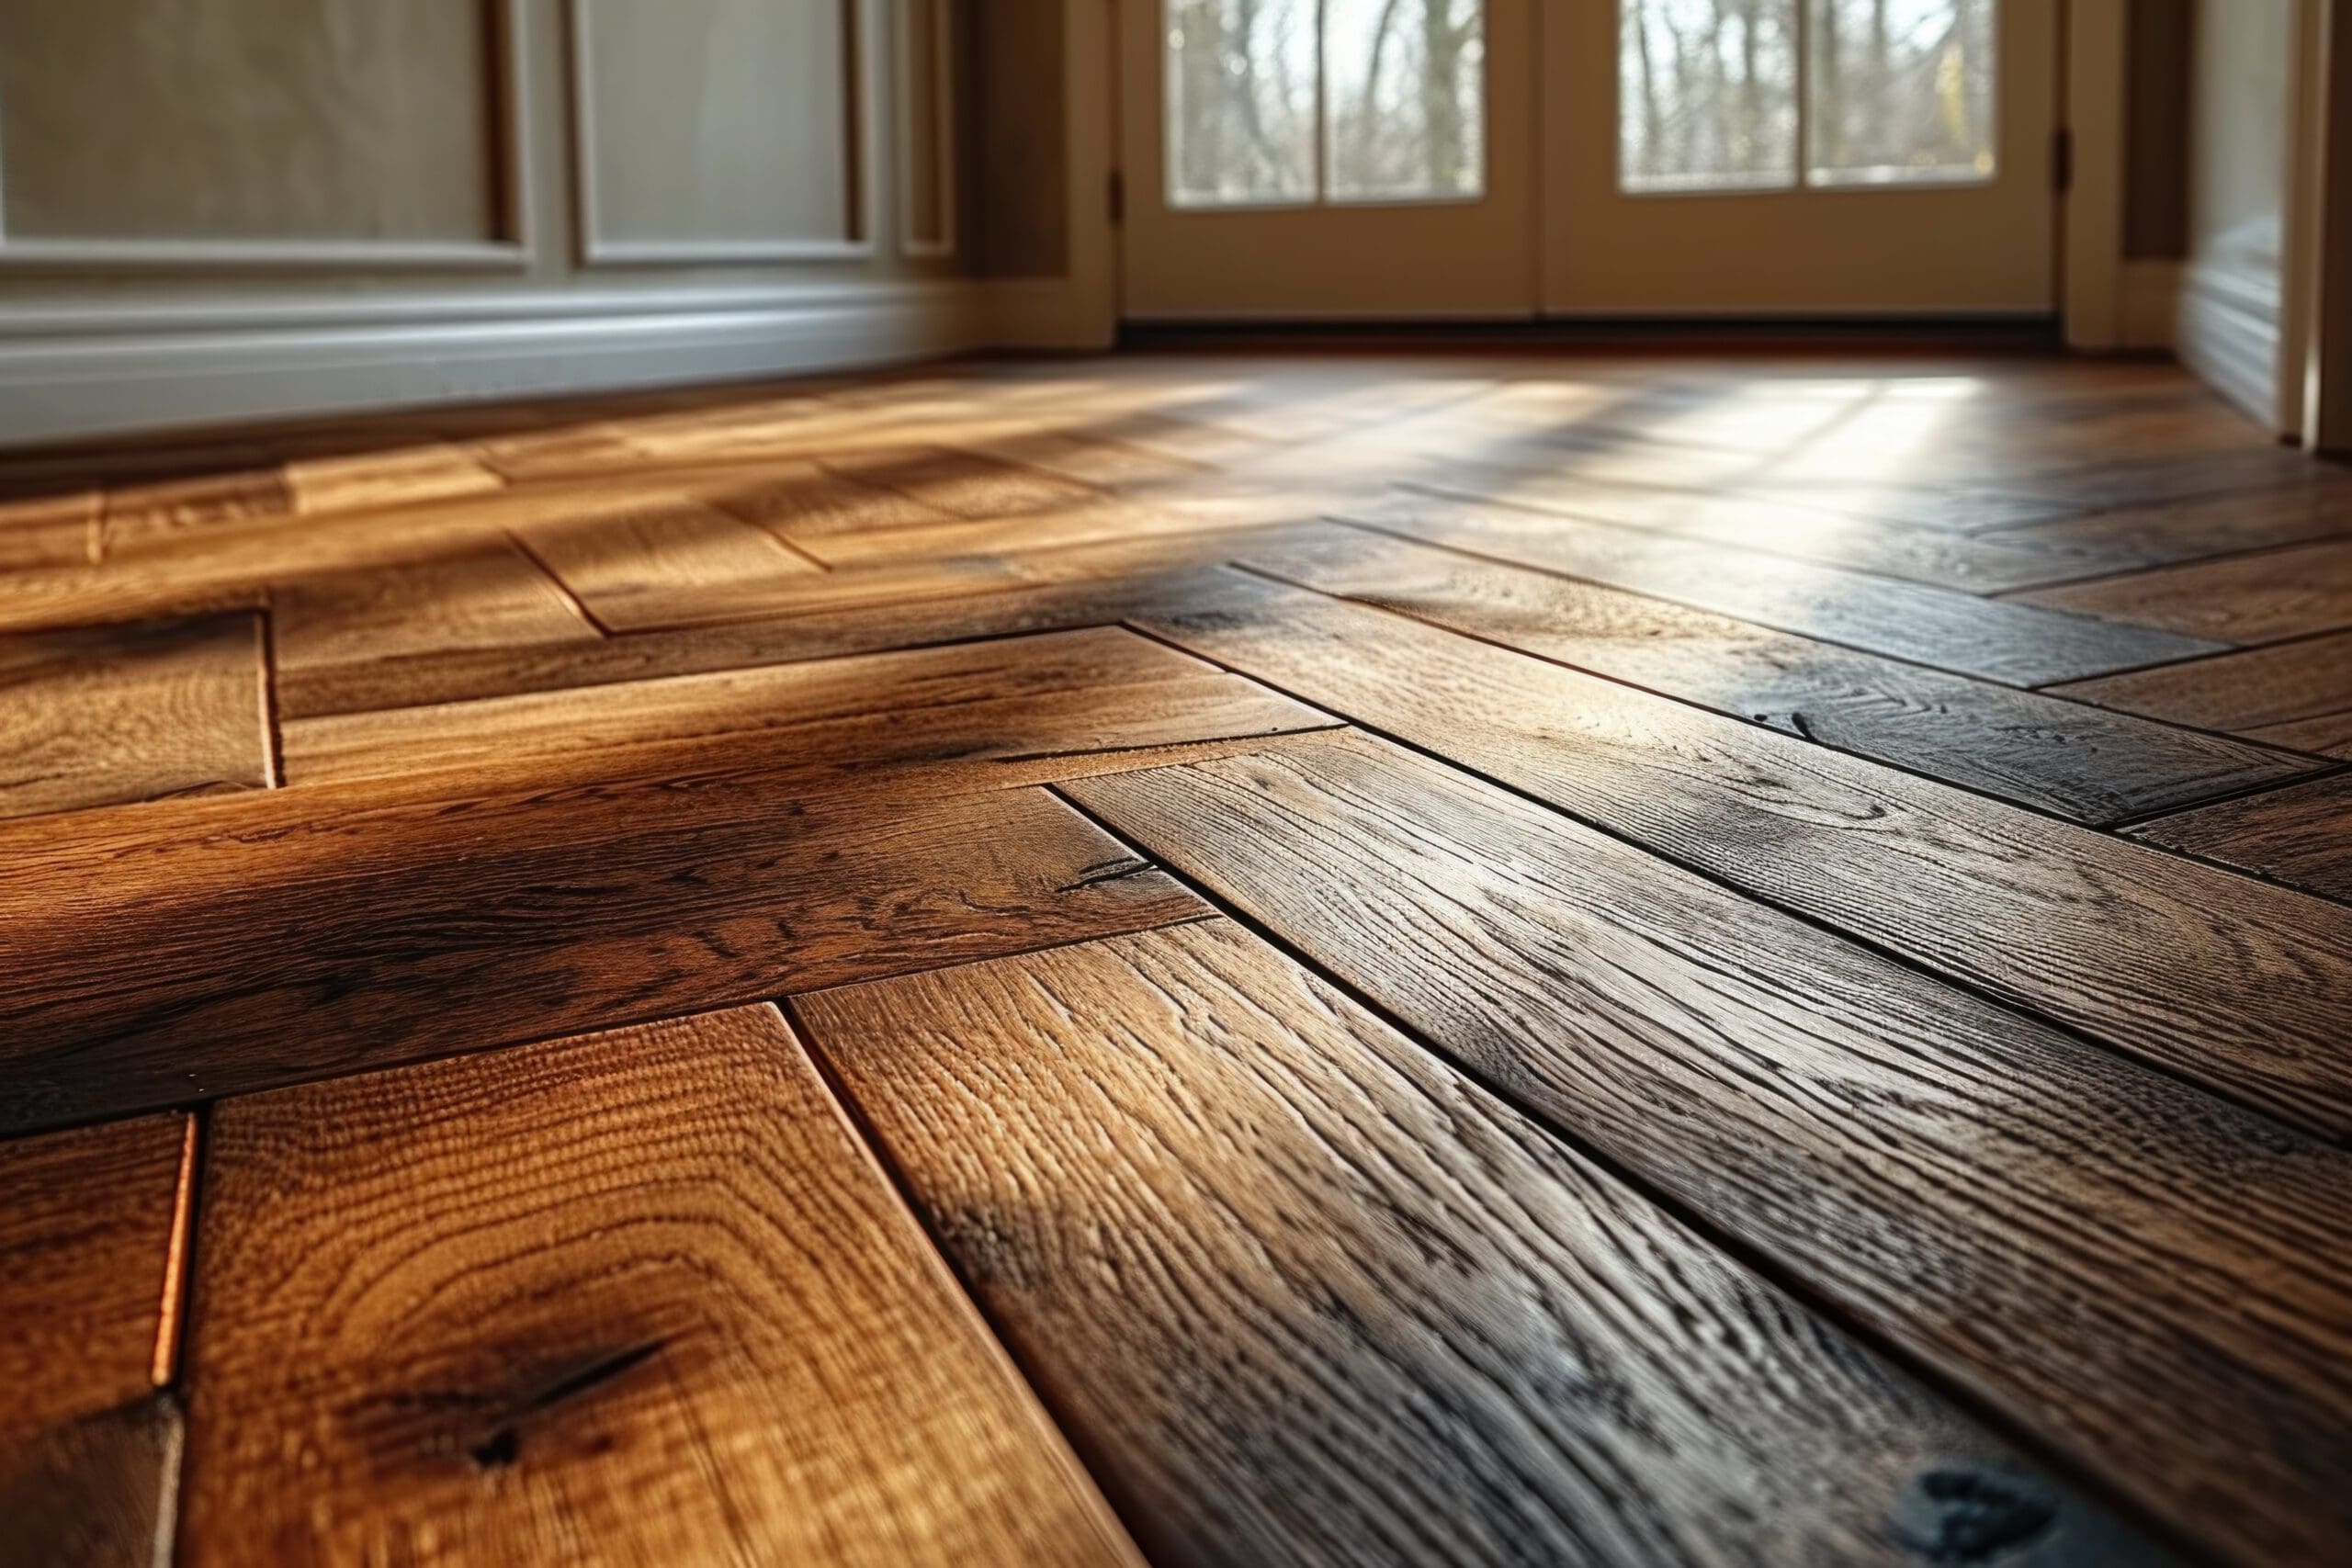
0, 280, 982, 448
895, 0, 958, 259
566, 0, 876, 267
2177, 257, 2287, 426
0, 0, 534, 273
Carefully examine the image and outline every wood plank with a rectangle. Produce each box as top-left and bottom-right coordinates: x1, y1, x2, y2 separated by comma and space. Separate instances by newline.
2248, 712, 2352, 758
181, 1007, 1138, 1568
1344, 491, 2222, 683
280, 443, 503, 517
2015, 537, 2352, 646
1406, 470, 2095, 591
281, 625, 1325, 785
0, 1114, 189, 1568
1069, 734, 2352, 1568
1241, 525, 2320, 823
0, 612, 270, 819
820, 445, 1107, 519
796, 919, 2181, 1568
99, 468, 291, 555
2049, 630, 2352, 733
0, 780, 1211, 1134
0, 489, 97, 570
271, 538, 601, 671
1133, 571, 2352, 1136
2131, 773, 2352, 899
695, 459, 962, 545
512, 499, 821, 632
1984, 482, 2352, 572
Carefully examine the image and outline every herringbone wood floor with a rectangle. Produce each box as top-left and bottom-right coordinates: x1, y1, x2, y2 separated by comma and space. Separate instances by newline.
6, 351, 2352, 1567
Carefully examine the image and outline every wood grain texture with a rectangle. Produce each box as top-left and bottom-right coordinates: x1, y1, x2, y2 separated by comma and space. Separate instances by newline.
0, 783, 1208, 1134
181, 1006, 1140, 1568
1136, 572, 2352, 1135
2016, 537, 2352, 645
0, 612, 269, 819
1985, 482, 2352, 572
1407, 470, 2093, 590
271, 538, 600, 671
2248, 712, 2352, 758
797, 919, 2178, 1568
2131, 773, 2352, 899
2049, 630, 2352, 732
1242, 525, 2319, 823
0, 1115, 188, 1568
1344, 491, 2222, 683
280, 625, 1326, 785
1069, 733, 2352, 1567
513, 499, 821, 633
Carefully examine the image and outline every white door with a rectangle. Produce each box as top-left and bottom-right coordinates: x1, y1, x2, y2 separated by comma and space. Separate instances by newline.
1544, 0, 2061, 314
1118, 0, 1541, 319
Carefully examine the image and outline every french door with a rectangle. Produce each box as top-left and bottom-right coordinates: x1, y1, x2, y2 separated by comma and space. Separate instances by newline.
1116, 0, 2061, 320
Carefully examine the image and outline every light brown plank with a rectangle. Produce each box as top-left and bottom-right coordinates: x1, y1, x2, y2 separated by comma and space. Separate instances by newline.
181, 1006, 1139, 1568
271, 538, 601, 671
280, 625, 1323, 785
1135, 571, 2352, 1136
797, 919, 2179, 1568
512, 498, 821, 632
1070, 733, 2352, 1567
0, 779, 1211, 1134
0, 1113, 189, 1568
0, 612, 270, 819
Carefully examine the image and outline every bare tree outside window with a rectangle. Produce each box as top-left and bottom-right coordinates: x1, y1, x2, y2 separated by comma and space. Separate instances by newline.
1165, 0, 1487, 209
1619, 0, 1997, 195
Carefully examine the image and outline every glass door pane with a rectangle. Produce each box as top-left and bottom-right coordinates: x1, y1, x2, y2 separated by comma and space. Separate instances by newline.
1324, 0, 1487, 201
1619, 0, 1799, 193
1806, 0, 1997, 186
1164, 0, 1318, 207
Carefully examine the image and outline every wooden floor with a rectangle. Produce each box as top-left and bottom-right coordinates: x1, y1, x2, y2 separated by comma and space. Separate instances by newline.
5, 350, 2352, 1567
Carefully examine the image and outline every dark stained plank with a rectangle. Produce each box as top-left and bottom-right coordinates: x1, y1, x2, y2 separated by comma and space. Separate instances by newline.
1984, 482, 2352, 573
0, 612, 271, 819
2248, 711, 2352, 758
2049, 630, 2352, 733
1241, 525, 2320, 823
797, 919, 2181, 1568
511, 498, 822, 632
1134, 572, 2352, 1136
271, 538, 602, 672
2131, 773, 2352, 899
280, 626, 1326, 785
0, 1114, 191, 1568
1343, 491, 2222, 683
2016, 537, 2352, 646
1069, 734, 2352, 1568
0, 782, 1210, 1134
181, 1007, 1139, 1568
1405, 470, 2095, 590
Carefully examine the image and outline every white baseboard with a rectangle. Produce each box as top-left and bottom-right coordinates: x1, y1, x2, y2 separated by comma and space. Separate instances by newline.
0, 279, 983, 448
2176, 258, 2287, 431
2119, 259, 2182, 350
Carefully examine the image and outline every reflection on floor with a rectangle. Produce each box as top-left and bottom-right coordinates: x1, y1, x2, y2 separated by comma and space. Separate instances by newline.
5, 351, 2352, 1567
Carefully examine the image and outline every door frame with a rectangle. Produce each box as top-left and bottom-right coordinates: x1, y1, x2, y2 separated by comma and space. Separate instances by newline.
1078, 0, 2130, 342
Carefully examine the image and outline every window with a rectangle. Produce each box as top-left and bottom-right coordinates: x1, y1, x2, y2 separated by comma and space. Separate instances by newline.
1620, 0, 1996, 195
1165, 0, 1487, 209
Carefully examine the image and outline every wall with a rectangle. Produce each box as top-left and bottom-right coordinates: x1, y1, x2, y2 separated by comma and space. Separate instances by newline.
0, 0, 979, 446
2174, 0, 2306, 427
